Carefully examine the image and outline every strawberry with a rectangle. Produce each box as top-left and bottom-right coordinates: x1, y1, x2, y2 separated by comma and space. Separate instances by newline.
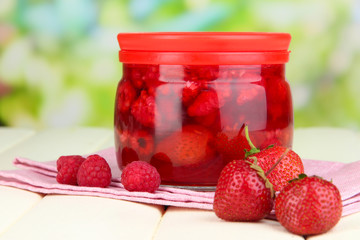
154, 125, 214, 166
215, 124, 251, 162
242, 125, 304, 192
187, 89, 220, 117
275, 175, 342, 235
213, 159, 274, 221
247, 146, 304, 192
131, 90, 156, 128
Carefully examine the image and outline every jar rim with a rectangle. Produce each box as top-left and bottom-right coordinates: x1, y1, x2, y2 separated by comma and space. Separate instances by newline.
117, 32, 291, 65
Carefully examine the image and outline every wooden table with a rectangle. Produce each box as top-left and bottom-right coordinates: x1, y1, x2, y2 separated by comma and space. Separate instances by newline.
0, 127, 360, 239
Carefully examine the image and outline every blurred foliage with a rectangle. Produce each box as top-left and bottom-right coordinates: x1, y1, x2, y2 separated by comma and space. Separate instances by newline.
0, 0, 359, 129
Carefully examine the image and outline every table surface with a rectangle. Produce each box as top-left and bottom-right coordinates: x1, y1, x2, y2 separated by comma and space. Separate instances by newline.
0, 126, 360, 240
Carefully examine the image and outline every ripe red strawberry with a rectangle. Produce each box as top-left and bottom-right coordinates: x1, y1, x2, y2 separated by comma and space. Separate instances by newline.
155, 125, 214, 166
275, 175, 342, 235
247, 146, 304, 192
213, 159, 274, 221
131, 90, 156, 128
77, 154, 112, 188
121, 161, 161, 193
187, 89, 220, 117
215, 125, 251, 161
56, 155, 85, 185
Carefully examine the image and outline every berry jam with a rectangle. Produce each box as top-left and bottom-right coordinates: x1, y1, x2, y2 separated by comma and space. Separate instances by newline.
114, 63, 293, 187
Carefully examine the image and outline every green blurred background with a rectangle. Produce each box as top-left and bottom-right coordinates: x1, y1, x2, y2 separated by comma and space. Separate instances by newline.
0, 0, 359, 129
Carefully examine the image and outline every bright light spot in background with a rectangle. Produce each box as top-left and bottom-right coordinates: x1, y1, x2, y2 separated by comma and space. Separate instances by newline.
24, 56, 62, 93
41, 90, 90, 127
185, 0, 210, 10
0, 39, 32, 83
0, 0, 14, 17
254, 1, 333, 31
292, 85, 311, 109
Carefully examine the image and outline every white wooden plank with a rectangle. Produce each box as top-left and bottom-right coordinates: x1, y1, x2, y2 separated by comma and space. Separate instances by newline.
293, 127, 360, 163
97, 129, 115, 149
308, 212, 360, 240
153, 207, 304, 240
0, 195, 164, 240
0, 186, 43, 235
0, 127, 112, 170
0, 128, 35, 153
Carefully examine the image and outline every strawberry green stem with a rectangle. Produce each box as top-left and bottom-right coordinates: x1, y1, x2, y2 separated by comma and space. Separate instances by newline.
244, 125, 256, 149
247, 156, 275, 198
265, 148, 290, 177
244, 125, 260, 158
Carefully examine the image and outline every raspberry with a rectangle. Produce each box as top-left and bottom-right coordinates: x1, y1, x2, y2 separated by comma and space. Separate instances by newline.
187, 89, 220, 117
120, 130, 154, 160
131, 90, 156, 127
121, 161, 161, 193
116, 80, 137, 114
56, 155, 85, 185
120, 146, 140, 166
184, 65, 219, 81
181, 81, 202, 106
77, 154, 112, 188
126, 64, 159, 89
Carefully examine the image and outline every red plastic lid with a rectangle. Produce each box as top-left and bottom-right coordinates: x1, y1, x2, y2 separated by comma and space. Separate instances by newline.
117, 32, 291, 65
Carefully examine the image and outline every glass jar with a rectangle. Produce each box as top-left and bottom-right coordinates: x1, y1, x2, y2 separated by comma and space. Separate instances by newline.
115, 32, 293, 189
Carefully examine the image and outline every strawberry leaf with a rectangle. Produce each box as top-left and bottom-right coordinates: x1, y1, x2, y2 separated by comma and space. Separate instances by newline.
288, 173, 307, 183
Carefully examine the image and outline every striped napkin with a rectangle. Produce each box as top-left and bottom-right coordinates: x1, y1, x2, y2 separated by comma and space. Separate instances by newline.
0, 147, 360, 217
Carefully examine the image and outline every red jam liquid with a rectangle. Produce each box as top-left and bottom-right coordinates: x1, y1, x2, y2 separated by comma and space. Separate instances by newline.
114, 64, 293, 188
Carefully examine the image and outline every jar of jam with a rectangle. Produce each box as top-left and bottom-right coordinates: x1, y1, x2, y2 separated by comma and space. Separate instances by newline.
115, 32, 293, 189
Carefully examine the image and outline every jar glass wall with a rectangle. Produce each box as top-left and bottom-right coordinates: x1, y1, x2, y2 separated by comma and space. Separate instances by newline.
114, 63, 293, 188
